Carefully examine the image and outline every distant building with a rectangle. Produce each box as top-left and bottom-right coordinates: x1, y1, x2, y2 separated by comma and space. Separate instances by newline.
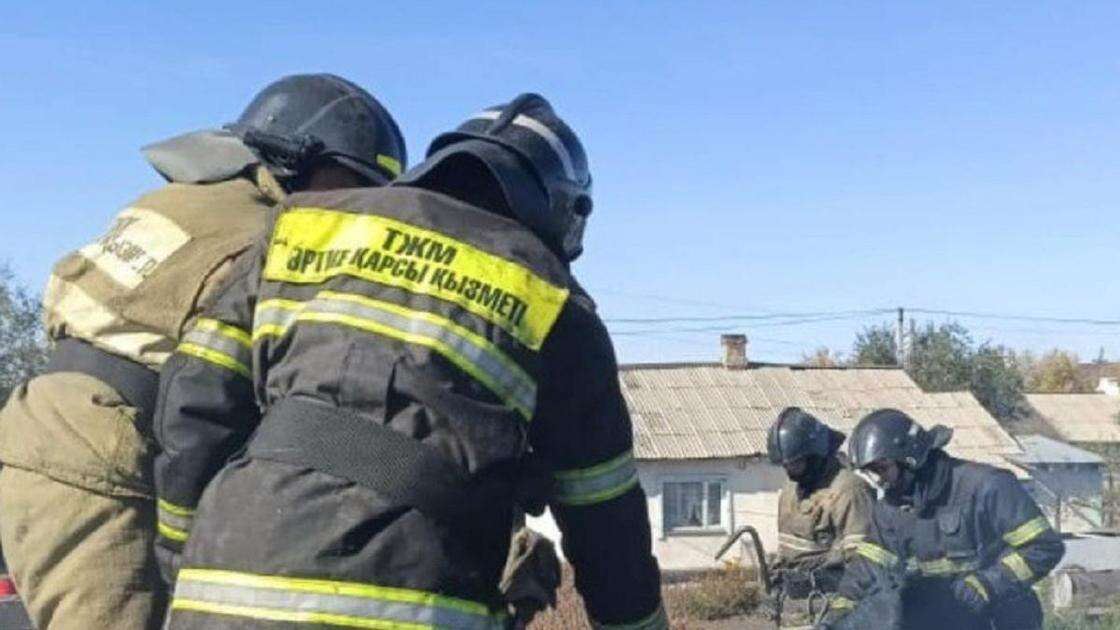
529, 336, 1028, 572
1025, 391, 1120, 528
1009, 435, 1105, 533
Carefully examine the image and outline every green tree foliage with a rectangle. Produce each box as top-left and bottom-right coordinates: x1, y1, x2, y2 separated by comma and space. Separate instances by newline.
851, 320, 1027, 420
907, 322, 974, 392
851, 324, 898, 367
1021, 350, 1094, 393
0, 264, 47, 401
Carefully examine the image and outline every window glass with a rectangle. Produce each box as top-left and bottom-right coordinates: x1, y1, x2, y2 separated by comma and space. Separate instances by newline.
663, 479, 724, 532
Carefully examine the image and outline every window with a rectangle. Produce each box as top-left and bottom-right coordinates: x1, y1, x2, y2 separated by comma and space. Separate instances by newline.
663, 478, 725, 533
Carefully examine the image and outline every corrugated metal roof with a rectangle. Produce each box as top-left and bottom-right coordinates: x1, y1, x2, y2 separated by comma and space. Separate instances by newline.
621, 364, 1024, 472
1011, 435, 1104, 465
1026, 394, 1120, 444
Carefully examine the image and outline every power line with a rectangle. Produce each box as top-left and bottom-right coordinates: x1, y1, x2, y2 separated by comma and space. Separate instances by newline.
906, 308, 1120, 327
603, 308, 892, 325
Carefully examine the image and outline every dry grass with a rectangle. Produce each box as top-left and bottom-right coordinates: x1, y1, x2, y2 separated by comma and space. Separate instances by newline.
529, 564, 762, 630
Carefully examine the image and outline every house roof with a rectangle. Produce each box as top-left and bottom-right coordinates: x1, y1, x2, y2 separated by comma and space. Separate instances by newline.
1025, 394, 1120, 444
1010, 435, 1104, 466
620, 363, 1024, 473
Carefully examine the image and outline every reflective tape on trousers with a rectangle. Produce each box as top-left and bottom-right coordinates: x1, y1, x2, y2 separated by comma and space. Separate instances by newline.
172, 569, 505, 630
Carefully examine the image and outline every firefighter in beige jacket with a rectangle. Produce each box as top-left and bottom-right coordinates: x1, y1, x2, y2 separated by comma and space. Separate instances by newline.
0, 73, 406, 630
767, 407, 873, 629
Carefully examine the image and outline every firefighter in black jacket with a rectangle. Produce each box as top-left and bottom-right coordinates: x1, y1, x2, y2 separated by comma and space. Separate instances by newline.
830, 409, 1063, 630
153, 93, 667, 629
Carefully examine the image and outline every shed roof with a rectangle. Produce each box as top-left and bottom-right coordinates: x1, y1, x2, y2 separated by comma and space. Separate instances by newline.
1010, 435, 1104, 466
621, 363, 1023, 473
1025, 394, 1120, 444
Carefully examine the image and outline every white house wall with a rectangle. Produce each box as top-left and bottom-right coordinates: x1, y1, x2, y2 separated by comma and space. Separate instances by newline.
527, 457, 788, 573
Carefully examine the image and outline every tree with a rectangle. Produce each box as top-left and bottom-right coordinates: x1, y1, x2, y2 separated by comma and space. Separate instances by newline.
907, 322, 973, 392
802, 346, 841, 367
971, 343, 1027, 419
850, 320, 1027, 421
0, 264, 47, 401
851, 324, 898, 367
1024, 350, 1093, 393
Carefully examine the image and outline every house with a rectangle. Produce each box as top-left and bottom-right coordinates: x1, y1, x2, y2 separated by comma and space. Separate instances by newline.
528, 336, 1028, 572
1025, 391, 1120, 528
1008, 435, 1105, 533
1026, 392, 1120, 460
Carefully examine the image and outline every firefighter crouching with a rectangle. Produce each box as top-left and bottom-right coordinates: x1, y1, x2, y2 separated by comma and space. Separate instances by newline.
154, 93, 667, 629
765, 407, 873, 629
828, 409, 1064, 630
0, 73, 404, 630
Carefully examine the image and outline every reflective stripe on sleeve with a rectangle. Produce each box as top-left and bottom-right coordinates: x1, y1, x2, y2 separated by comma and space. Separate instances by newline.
964, 574, 990, 602
172, 568, 506, 630
178, 318, 252, 377
592, 604, 669, 630
553, 450, 639, 506
1001, 552, 1035, 582
830, 595, 854, 610
157, 499, 195, 543
855, 542, 899, 568
253, 292, 537, 420
1002, 516, 1051, 548
915, 556, 980, 577
839, 534, 866, 552
778, 533, 828, 554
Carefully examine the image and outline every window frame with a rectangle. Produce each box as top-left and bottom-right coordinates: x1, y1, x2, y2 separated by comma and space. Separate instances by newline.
660, 475, 729, 536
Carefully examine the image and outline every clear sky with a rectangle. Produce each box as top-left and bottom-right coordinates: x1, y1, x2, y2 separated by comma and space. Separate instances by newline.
3, 2, 1119, 364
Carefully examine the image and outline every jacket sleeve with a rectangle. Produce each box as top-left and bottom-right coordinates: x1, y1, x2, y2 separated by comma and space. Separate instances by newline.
829, 475, 875, 566
529, 297, 667, 630
153, 241, 264, 554
832, 503, 897, 618
974, 470, 1065, 603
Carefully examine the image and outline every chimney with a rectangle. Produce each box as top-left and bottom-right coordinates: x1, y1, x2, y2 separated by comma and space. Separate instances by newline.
721, 334, 748, 369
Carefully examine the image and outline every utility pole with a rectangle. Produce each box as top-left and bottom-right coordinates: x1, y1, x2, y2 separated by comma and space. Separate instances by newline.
896, 307, 905, 366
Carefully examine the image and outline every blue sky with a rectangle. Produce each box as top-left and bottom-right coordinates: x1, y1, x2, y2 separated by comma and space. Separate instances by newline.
3, 2, 1119, 364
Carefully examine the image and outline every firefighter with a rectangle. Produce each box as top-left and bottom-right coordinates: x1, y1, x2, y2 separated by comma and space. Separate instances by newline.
153, 93, 667, 630
766, 407, 872, 629
829, 408, 1064, 630
0, 73, 405, 630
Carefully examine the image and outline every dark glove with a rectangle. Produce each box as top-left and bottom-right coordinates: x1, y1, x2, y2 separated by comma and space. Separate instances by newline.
950, 574, 991, 615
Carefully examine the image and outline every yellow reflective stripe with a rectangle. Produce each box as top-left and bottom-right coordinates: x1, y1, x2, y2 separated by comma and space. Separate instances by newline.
157, 499, 195, 517
779, 533, 828, 553
830, 596, 854, 610
917, 557, 980, 576
554, 450, 640, 506
593, 604, 669, 630
254, 292, 536, 420
855, 542, 898, 567
158, 521, 190, 542
377, 155, 402, 177
964, 574, 989, 602
1002, 552, 1034, 582
172, 599, 431, 630
193, 318, 251, 348
263, 208, 569, 350
178, 342, 251, 378
1003, 516, 1050, 547
173, 568, 504, 629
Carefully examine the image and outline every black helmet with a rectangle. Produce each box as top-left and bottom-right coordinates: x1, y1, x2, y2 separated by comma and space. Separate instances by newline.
397, 93, 592, 261
848, 409, 952, 470
767, 407, 834, 466
228, 73, 406, 185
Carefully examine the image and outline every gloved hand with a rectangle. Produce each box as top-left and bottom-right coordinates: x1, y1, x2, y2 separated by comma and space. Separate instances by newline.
950, 574, 991, 615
